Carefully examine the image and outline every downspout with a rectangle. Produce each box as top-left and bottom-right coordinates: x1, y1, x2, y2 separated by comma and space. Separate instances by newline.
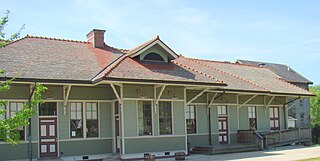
28, 83, 37, 161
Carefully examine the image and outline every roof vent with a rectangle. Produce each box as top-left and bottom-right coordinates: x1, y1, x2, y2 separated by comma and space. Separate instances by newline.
86, 29, 106, 48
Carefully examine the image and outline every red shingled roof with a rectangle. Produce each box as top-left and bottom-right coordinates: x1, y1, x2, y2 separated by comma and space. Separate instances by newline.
0, 34, 314, 96
0, 35, 124, 80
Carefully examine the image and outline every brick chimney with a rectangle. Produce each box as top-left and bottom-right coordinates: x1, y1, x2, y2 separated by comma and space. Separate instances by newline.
86, 29, 106, 48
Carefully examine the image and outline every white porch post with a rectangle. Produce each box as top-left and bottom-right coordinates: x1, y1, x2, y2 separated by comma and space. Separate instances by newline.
110, 83, 125, 155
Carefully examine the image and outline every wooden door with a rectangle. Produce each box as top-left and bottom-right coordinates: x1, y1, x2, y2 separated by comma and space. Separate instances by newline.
270, 107, 280, 130
218, 116, 229, 144
39, 118, 58, 158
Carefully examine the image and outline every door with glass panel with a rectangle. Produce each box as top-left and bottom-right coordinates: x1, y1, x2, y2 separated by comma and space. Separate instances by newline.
217, 105, 228, 144
39, 102, 58, 158
39, 118, 57, 158
270, 106, 280, 130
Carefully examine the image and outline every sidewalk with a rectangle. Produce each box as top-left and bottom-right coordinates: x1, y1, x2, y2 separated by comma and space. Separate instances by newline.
162, 145, 320, 161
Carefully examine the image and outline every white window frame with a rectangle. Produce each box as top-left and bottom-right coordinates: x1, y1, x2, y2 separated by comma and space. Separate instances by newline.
158, 101, 174, 135
136, 100, 153, 136
70, 102, 100, 139
186, 105, 197, 134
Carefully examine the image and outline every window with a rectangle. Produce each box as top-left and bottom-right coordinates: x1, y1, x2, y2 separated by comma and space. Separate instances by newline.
39, 102, 57, 116
269, 107, 280, 130
9, 102, 25, 140
143, 52, 165, 62
159, 101, 172, 135
217, 105, 227, 115
86, 102, 99, 137
70, 102, 83, 138
138, 101, 152, 136
248, 106, 257, 130
186, 105, 196, 134
70, 102, 100, 138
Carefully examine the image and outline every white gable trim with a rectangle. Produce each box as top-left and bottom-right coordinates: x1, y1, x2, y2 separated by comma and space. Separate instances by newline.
129, 39, 178, 59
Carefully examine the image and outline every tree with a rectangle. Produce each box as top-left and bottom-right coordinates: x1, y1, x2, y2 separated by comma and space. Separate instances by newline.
0, 10, 25, 48
0, 10, 47, 144
310, 85, 320, 142
310, 85, 320, 127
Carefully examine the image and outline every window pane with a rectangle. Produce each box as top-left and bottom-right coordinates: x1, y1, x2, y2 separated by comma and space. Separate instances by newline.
41, 125, 47, 137
269, 108, 274, 117
159, 102, 172, 135
218, 106, 221, 115
39, 102, 57, 116
270, 120, 274, 128
274, 108, 278, 117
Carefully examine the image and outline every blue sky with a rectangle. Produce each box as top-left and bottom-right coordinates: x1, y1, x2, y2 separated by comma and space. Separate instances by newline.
1, 0, 319, 85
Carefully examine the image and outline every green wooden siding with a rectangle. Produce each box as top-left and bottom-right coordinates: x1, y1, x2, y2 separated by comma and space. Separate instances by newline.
59, 102, 69, 140
69, 86, 115, 100
0, 143, 38, 160
228, 106, 238, 133
239, 107, 249, 130
0, 84, 29, 99
125, 137, 185, 154
123, 100, 138, 137
123, 84, 154, 98
59, 139, 112, 156
173, 101, 185, 135
100, 102, 112, 137
196, 105, 208, 133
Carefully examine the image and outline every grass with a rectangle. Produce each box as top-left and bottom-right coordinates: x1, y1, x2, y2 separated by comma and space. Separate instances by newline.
297, 158, 320, 161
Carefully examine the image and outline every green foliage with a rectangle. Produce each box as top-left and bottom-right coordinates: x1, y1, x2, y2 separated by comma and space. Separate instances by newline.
0, 81, 47, 144
0, 10, 25, 48
310, 85, 320, 127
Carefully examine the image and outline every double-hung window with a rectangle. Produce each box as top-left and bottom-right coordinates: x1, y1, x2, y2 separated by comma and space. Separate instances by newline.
86, 102, 99, 137
186, 105, 196, 134
159, 101, 172, 135
9, 102, 25, 140
248, 106, 257, 130
70, 102, 99, 138
137, 101, 152, 136
70, 103, 83, 138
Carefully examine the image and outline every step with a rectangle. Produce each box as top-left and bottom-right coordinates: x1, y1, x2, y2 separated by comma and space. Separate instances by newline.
192, 144, 261, 155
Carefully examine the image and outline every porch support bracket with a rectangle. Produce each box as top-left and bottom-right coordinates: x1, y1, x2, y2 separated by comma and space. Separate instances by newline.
186, 88, 209, 105
286, 96, 301, 110
155, 85, 166, 113
110, 83, 122, 104
238, 94, 257, 109
63, 85, 72, 115
266, 96, 276, 109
